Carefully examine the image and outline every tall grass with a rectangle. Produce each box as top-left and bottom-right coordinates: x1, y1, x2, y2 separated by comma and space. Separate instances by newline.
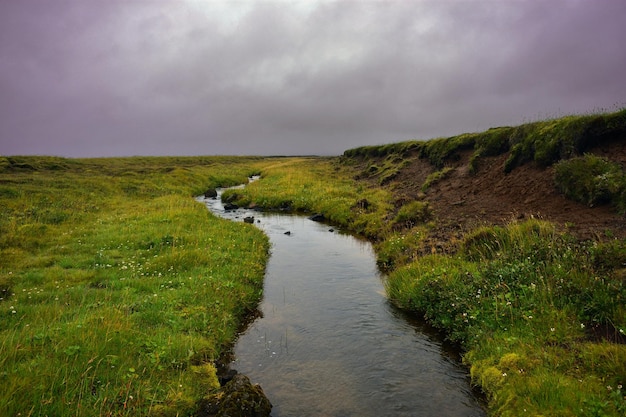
0, 156, 274, 416
386, 219, 626, 416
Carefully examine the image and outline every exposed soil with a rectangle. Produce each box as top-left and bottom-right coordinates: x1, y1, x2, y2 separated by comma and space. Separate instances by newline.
380, 139, 626, 252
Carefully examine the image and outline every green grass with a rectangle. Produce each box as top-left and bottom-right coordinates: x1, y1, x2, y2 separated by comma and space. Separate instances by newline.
0, 156, 274, 416
554, 154, 626, 214
3, 108, 625, 417
343, 107, 626, 185
222, 157, 393, 239
385, 219, 626, 416
213, 152, 625, 416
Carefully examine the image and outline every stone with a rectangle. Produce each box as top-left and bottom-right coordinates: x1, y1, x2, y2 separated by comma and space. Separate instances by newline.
198, 374, 272, 417
308, 213, 325, 222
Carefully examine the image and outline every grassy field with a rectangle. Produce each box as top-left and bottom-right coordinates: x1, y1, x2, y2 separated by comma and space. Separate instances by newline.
2, 109, 625, 417
0, 156, 274, 416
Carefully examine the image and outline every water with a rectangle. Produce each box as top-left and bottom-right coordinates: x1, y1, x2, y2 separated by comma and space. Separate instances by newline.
199, 187, 485, 417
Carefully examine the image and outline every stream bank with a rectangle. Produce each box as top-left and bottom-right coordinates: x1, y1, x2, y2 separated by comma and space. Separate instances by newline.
199, 185, 486, 417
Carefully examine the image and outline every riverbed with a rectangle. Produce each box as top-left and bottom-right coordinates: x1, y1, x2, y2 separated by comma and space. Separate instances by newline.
199, 188, 485, 417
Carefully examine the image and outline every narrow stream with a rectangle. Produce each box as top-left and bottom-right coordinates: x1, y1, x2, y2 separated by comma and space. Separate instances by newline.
199, 186, 485, 417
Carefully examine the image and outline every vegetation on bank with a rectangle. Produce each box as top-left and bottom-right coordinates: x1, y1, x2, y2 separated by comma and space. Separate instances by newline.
343, 108, 626, 213
0, 156, 274, 416
222, 157, 393, 239
227, 109, 626, 416
386, 220, 625, 416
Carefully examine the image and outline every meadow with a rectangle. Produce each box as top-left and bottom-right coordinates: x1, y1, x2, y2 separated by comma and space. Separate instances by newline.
2, 109, 625, 417
0, 156, 274, 416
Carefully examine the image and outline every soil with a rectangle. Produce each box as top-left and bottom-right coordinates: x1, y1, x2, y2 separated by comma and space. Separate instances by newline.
377, 139, 626, 252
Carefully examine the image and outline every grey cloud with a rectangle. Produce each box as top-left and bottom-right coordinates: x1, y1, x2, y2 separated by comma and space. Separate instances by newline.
1, 0, 625, 157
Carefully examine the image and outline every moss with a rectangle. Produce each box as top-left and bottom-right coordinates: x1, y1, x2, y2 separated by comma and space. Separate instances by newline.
471, 363, 505, 395
419, 134, 475, 169
192, 363, 221, 392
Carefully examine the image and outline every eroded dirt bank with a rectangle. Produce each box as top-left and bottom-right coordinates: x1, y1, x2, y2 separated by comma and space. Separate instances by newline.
352, 137, 626, 252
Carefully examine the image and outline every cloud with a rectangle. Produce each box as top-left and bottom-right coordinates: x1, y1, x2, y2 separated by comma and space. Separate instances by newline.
1, 0, 625, 157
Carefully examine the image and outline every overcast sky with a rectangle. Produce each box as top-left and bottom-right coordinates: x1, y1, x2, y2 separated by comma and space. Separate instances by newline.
1, 0, 625, 157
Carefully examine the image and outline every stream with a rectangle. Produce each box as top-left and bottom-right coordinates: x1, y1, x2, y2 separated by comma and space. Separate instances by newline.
199, 185, 485, 417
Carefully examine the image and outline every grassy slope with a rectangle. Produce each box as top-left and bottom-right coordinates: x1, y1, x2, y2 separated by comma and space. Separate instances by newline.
0, 156, 275, 416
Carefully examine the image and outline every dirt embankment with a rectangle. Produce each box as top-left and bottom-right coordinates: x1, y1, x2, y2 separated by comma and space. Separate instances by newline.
367, 138, 626, 250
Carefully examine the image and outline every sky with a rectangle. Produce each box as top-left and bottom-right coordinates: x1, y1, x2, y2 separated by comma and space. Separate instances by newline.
1, 0, 625, 157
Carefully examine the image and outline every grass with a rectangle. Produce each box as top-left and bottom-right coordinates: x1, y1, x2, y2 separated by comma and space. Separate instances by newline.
0, 156, 274, 416
344, 107, 626, 177
385, 219, 626, 416
2, 108, 625, 416
222, 157, 393, 239
230, 109, 626, 416
554, 154, 626, 214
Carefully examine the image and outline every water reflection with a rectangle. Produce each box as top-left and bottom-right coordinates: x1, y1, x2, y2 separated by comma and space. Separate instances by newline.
199, 190, 485, 417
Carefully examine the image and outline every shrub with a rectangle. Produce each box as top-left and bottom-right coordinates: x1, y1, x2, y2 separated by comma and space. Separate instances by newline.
554, 154, 626, 211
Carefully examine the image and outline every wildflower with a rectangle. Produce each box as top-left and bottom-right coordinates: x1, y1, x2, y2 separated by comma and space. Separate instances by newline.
502, 373, 507, 377
580, 323, 585, 329
550, 328, 555, 332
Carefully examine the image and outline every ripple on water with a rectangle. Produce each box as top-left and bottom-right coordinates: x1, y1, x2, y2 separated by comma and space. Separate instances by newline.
200, 192, 485, 417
